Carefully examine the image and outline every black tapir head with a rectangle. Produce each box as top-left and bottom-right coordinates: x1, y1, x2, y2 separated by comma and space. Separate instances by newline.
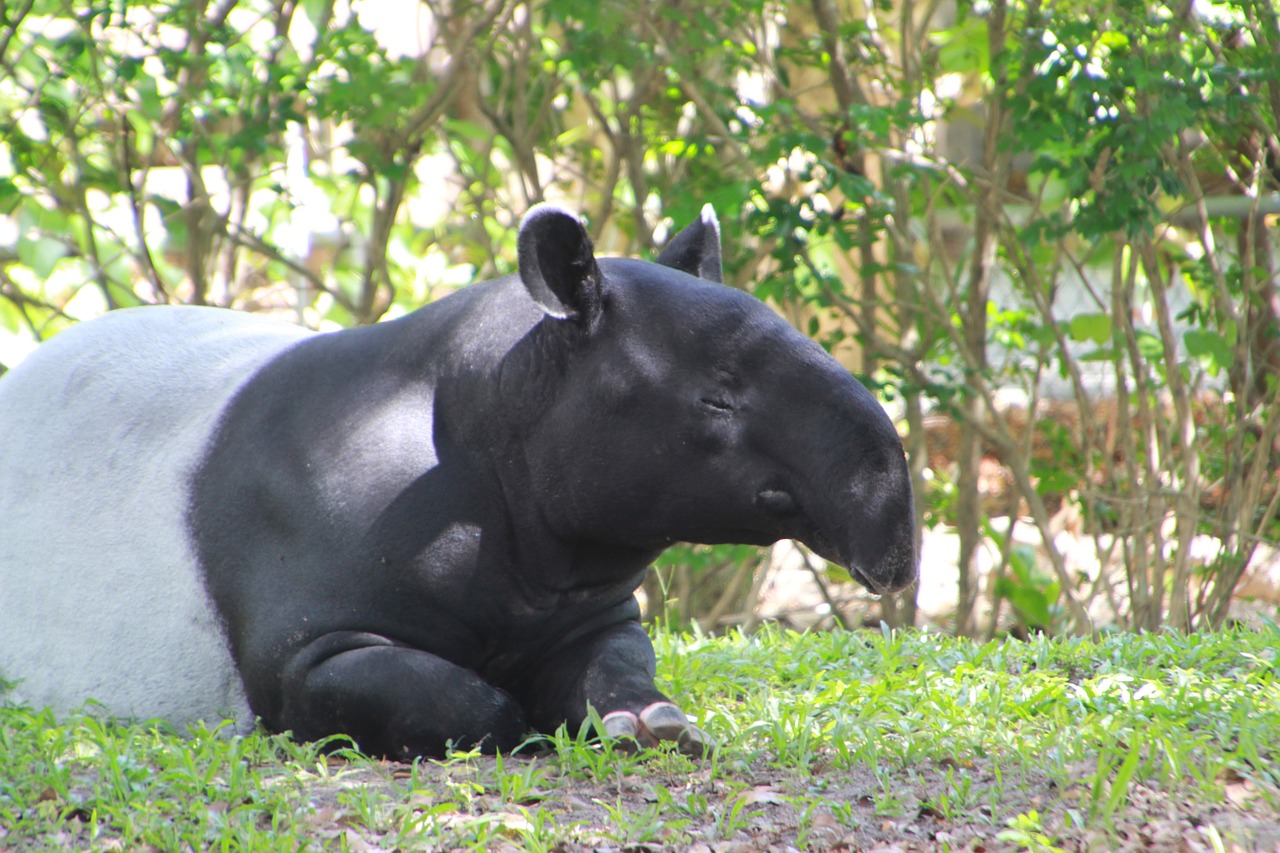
515, 205, 917, 595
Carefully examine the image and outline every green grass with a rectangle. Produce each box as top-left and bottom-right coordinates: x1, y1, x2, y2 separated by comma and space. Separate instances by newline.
3, 626, 1279, 851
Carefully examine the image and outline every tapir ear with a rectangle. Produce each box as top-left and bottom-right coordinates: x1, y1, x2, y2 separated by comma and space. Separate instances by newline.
517, 204, 603, 324
656, 204, 724, 284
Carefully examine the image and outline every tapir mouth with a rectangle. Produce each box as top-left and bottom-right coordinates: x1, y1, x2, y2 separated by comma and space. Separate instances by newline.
850, 566, 891, 595
753, 486, 917, 596
797, 517, 916, 597
821, 547, 909, 596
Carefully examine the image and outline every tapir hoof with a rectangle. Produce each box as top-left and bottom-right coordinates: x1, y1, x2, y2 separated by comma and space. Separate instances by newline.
601, 702, 713, 758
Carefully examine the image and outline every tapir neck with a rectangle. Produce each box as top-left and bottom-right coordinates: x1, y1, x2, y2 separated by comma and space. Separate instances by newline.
566, 540, 661, 594
418, 315, 657, 599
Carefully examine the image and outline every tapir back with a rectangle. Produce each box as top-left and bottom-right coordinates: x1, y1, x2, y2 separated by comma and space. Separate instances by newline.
0, 306, 309, 726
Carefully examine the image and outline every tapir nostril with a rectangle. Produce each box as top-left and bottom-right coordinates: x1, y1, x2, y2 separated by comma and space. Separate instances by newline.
755, 488, 799, 516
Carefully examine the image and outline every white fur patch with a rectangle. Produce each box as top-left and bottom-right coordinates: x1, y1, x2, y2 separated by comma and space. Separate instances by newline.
0, 306, 312, 730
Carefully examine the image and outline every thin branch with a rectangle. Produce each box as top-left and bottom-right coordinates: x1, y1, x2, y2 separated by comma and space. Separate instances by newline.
0, 0, 37, 69
800, 549, 853, 631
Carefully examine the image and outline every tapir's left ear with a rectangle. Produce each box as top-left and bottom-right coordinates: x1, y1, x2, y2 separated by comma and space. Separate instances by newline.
656, 204, 724, 284
517, 204, 603, 324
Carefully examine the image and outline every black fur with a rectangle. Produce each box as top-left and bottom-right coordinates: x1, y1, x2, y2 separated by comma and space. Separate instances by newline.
188, 206, 916, 758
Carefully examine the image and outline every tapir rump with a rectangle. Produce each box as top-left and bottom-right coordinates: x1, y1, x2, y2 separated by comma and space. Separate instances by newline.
0, 205, 916, 758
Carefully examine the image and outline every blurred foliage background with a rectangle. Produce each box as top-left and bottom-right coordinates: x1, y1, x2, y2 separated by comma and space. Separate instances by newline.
1, 0, 1277, 637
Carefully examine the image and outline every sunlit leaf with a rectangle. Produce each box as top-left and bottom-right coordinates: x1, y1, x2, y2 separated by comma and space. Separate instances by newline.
1068, 312, 1112, 345
16, 236, 69, 279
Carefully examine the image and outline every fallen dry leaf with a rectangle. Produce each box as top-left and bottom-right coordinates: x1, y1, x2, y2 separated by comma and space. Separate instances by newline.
736, 786, 786, 806
1225, 779, 1259, 808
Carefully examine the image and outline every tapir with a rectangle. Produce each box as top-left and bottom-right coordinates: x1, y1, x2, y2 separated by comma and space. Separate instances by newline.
0, 205, 916, 759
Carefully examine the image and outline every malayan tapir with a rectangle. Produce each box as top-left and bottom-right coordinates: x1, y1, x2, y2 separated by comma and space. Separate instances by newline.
0, 205, 916, 759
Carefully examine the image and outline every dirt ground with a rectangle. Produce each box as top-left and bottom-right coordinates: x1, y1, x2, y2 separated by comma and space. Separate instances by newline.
294, 753, 1280, 853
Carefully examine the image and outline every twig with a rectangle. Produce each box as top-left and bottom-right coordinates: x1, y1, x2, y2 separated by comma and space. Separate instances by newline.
800, 549, 853, 631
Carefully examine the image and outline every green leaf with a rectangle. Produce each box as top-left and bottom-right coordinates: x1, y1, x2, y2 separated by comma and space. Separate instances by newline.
1105, 738, 1143, 814
1097, 31, 1131, 52
1136, 330, 1164, 361
931, 15, 990, 77
16, 236, 69, 279
1068, 313, 1112, 345
125, 111, 156, 158
824, 563, 853, 584
0, 296, 24, 334
0, 178, 18, 213
1184, 329, 1234, 374
995, 573, 1054, 629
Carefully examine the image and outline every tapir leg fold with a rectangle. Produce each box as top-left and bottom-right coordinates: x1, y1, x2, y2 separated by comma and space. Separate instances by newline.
277, 633, 529, 759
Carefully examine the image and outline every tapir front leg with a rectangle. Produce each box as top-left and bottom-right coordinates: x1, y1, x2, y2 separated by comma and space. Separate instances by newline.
522, 620, 713, 756
275, 632, 529, 759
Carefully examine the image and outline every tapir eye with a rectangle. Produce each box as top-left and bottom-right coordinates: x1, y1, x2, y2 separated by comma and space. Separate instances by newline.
699, 396, 735, 414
